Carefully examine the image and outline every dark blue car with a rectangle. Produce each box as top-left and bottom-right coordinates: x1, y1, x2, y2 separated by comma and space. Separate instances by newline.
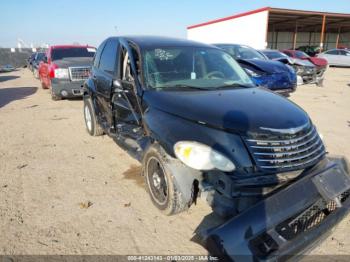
83, 36, 350, 260
215, 44, 297, 94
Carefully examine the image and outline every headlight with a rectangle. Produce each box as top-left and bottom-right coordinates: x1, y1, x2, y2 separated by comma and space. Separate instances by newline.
245, 68, 262, 77
54, 68, 69, 79
294, 65, 304, 74
174, 141, 235, 172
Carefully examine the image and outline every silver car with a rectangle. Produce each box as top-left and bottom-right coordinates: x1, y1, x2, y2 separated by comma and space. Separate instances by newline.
317, 49, 350, 66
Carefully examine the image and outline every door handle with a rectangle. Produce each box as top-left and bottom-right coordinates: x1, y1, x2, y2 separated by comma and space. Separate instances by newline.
114, 88, 129, 93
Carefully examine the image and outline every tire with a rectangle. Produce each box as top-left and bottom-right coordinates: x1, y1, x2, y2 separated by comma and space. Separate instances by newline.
83, 97, 104, 136
142, 145, 187, 215
33, 69, 39, 79
50, 87, 61, 101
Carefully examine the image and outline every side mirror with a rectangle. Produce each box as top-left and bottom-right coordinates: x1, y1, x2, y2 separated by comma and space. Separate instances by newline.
276, 57, 289, 64
113, 79, 122, 88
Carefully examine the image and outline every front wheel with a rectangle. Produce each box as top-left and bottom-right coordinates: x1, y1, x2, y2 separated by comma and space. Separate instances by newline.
83, 97, 104, 136
143, 145, 187, 215
50, 87, 61, 101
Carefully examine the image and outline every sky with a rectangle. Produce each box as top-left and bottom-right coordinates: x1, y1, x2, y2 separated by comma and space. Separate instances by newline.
1, 0, 350, 48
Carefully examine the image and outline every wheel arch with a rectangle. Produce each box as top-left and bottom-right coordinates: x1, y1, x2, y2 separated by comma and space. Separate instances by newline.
142, 142, 203, 209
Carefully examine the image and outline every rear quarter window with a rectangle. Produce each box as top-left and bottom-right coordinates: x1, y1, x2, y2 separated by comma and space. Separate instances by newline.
93, 41, 106, 68
99, 38, 119, 74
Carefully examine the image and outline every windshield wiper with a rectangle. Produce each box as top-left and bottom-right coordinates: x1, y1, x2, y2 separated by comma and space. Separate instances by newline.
214, 83, 254, 89
158, 84, 211, 90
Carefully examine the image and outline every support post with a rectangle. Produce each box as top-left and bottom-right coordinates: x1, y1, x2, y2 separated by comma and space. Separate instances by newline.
320, 15, 326, 52
335, 27, 341, 48
293, 21, 298, 49
308, 32, 312, 46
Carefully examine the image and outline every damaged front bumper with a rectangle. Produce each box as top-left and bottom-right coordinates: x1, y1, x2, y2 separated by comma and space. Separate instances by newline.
204, 157, 350, 261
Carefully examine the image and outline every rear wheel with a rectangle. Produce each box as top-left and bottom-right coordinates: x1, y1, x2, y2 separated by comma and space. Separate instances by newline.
143, 145, 187, 215
83, 97, 104, 136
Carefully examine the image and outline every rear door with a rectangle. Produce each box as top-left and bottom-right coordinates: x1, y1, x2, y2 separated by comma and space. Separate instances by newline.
94, 38, 120, 127
323, 50, 338, 65
339, 50, 350, 66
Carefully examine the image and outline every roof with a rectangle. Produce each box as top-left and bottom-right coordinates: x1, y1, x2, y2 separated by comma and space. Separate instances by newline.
187, 7, 350, 32
187, 7, 269, 29
109, 36, 217, 49
260, 49, 282, 53
269, 8, 350, 33
50, 45, 95, 49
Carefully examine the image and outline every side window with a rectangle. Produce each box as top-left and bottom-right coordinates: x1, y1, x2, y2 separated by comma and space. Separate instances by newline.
99, 39, 119, 74
326, 50, 338, 55
93, 40, 106, 68
339, 50, 349, 56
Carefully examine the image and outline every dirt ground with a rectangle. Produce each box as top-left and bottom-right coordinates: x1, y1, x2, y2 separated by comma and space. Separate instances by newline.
0, 68, 350, 256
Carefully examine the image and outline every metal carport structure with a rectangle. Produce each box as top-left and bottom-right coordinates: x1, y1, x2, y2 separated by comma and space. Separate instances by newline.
268, 8, 350, 50
187, 7, 350, 50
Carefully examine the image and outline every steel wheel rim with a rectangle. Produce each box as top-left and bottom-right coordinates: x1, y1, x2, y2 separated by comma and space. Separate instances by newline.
146, 156, 168, 206
84, 105, 92, 131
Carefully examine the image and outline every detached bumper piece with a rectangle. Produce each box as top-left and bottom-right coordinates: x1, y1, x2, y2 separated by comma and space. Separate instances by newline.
204, 157, 350, 261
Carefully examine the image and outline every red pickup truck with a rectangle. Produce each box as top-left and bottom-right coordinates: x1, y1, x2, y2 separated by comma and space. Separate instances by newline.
39, 45, 96, 100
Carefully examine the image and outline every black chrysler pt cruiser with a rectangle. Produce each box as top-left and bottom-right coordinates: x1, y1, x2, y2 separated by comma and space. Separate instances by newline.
82, 36, 350, 260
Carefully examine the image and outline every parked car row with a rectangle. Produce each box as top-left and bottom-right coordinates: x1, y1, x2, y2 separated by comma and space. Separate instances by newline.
284, 45, 350, 67
261, 49, 319, 85
215, 44, 297, 93
28, 42, 342, 100
215, 43, 327, 88
24, 36, 350, 260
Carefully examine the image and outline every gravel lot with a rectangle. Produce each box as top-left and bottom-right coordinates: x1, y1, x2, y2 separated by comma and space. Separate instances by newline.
0, 68, 350, 256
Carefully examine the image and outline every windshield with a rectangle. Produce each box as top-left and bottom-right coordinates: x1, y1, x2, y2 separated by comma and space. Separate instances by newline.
143, 47, 253, 90
263, 51, 287, 60
51, 47, 96, 61
35, 53, 45, 61
219, 45, 266, 60
295, 51, 309, 58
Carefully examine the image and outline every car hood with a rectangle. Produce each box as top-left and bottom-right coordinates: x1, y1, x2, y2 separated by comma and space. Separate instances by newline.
238, 59, 289, 74
304, 57, 328, 67
143, 88, 309, 135
292, 58, 315, 67
53, 57, 93, 68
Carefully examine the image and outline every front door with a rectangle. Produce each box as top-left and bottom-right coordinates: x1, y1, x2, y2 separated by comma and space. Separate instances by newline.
113, 44, 143, 138
94, 38, 120, 127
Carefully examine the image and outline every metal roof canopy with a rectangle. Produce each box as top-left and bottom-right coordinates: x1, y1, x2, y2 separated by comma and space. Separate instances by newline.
268, 8, 350, 33
187, 7, 350, 50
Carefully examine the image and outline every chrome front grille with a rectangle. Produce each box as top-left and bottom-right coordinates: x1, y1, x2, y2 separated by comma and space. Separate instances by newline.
245, 125, 326, 172
69, 66, 91, 81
